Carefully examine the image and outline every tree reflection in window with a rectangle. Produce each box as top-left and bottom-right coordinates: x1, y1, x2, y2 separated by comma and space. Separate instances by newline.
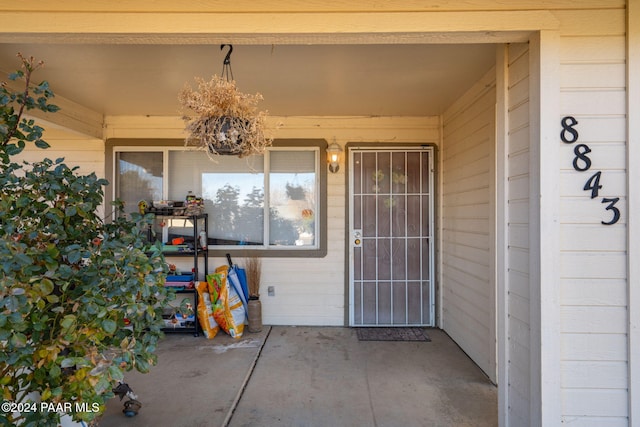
209, 182, 297, 246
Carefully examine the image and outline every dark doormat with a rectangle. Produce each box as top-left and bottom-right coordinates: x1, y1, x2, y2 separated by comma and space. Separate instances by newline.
355, 327, 431, 342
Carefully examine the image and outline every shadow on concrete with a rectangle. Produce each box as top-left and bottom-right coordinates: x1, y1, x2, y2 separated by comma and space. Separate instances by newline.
100, 326, 497, 427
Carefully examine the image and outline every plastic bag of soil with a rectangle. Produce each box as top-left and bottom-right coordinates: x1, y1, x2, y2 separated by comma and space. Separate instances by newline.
196, 281, 219, 339
206, 268, 246, 338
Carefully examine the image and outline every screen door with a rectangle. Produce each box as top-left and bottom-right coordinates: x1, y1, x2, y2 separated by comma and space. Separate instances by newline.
349, 147, 434, 326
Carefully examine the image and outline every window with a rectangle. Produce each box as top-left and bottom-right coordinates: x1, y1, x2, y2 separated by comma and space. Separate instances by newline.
115, 151, 163, 212
112, 142, 325, 256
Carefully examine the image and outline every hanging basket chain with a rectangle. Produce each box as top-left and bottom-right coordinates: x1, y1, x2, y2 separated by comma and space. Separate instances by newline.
220, 44, 234, 82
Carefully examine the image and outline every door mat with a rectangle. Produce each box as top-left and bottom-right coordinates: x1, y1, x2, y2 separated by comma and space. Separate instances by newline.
356, 327, 431, 342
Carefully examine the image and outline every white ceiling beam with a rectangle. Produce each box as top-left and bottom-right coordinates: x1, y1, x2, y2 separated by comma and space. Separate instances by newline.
25, 94, 104, 139
2, 77, 104, 139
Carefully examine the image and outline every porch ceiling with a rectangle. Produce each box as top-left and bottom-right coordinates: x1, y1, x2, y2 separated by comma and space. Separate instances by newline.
0, 43, 496, 118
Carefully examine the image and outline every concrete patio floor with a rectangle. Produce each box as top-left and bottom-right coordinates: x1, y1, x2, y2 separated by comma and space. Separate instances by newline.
99, 326, 497, 427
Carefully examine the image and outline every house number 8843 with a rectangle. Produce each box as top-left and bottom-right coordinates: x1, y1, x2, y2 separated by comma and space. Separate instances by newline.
561, 116, 620, 225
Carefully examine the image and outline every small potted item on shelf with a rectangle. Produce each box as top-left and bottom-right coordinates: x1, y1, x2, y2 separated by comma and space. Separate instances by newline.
138, 200, 149, 214
184, 191, 205, 216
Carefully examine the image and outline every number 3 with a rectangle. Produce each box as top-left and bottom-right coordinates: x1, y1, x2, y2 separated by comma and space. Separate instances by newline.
601, 197, 620, 225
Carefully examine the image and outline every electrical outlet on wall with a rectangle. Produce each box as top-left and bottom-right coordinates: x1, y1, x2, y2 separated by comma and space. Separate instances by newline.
267, 286, 275, 296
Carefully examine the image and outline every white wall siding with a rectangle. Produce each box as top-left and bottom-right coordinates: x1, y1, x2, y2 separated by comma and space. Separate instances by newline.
506, 41, 532, 425
14, 127, 105, 177
12, 128, 106, 217
441, 68, 496, 381
555, 6, 629, 425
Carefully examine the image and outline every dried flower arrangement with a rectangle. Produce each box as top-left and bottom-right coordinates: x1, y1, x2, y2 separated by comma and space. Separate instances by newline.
244, 256, 262, 298
179, 75, 273, 158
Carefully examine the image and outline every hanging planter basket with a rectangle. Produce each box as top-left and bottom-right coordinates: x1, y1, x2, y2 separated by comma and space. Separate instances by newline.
179, 74, 273, 159
190, 115, 250, 156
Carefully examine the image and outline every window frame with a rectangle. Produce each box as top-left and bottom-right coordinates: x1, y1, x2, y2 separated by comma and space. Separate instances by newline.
107, 138, 328, 258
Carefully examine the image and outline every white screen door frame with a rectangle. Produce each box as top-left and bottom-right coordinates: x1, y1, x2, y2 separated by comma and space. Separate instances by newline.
349, 146, 435, 327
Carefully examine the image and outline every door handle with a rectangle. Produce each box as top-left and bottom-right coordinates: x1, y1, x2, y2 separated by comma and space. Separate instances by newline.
353, 230, 362, 247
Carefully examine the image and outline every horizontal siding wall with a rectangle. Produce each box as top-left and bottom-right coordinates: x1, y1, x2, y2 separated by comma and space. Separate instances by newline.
104, 115, 440, 326
554, 6, 629, 425
506, 41, 532, 427
14, 127, 105, 176
12, 127, 106, 217
441, 67, 496, 382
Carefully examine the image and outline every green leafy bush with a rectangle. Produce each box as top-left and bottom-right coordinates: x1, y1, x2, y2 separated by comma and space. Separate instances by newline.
0, 54, 173, 426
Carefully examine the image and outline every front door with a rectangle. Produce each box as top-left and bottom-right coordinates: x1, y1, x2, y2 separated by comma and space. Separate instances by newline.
349, 147, 434, 326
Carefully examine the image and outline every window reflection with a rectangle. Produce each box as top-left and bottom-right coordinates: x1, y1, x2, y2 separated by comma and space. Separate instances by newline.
116, 152, 163, 215
116, 148, 319, 249
202, 173, 264, 245
269, 151, 316, 246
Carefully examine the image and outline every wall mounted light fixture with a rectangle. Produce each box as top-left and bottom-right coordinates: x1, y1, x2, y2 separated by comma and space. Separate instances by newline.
326, 141, 343, 173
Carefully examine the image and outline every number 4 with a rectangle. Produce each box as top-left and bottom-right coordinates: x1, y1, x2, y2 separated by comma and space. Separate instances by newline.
583, 171, 602, 199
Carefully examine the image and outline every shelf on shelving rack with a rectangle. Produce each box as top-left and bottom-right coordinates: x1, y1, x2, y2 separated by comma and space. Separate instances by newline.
147, 213, 208, 337
160, 251, 201, 256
